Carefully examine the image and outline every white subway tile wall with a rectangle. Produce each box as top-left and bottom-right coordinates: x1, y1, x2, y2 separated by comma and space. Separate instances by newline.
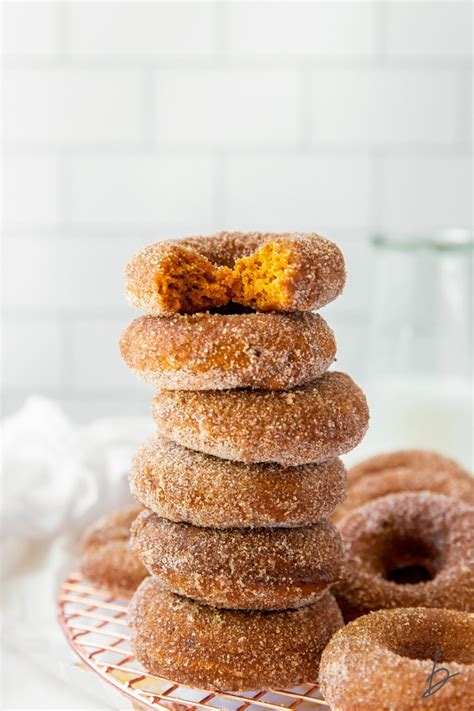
2, 1, 472, 421
4, 68, 146, 144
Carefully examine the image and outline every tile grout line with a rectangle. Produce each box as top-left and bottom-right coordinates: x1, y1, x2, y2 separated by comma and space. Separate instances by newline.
58, 313, 74, 393
142, 67, 157, 149
56, 0, 69, 64
374, 0, 388, 66
213, 152, 227, 227
3, 56, 472, 70
370, 150, 384, 236
214, 0, 229, 59
300, 64, 313, 152
455, 66, 472, 150
58, 152, 72, 231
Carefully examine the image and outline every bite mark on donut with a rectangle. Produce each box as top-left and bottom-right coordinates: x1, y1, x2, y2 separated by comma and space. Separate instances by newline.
232, 242, 297, 311
151, 242, 303, 314
153, 246, 236, 314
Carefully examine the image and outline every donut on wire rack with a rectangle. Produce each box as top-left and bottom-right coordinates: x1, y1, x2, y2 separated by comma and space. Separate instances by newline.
129, 576, 344, 691
320, 607, 474, 711
334, 492, 474, 621
79, 506, 147, 596
334, 449, 474, 524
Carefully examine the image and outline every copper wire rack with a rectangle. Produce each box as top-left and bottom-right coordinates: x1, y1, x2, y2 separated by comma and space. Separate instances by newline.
58, 572, 330, 711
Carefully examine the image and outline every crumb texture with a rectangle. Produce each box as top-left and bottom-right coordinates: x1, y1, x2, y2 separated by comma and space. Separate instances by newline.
125, 231, 345, 315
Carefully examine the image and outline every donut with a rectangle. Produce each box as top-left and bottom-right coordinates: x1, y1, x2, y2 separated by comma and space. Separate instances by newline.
334, 492, 474, 621
79, 506, 147, 596
334, 451, 474, 524
320, 607, 474, 711
129, 577, 343, 691
120, 311, 336, 391
348, 448, 471, 486
131, 435, 347, 528
125, 231, 345, 315
152, 371, 369, 466
130, 511, 344, 610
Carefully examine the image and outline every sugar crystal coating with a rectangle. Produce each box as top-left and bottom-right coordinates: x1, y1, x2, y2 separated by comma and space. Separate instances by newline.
80, 506, 147, 596
131, 435, 347, 528
125, 231, 346, 315
320, 607, 474, 711
348, 448, 471, 486
120, 311, 336, 390
129, 577, 344, 691
131, 510, 344, 610
334, 492, 474, 621
334, 451, 474, 524
152, 370, 369, 465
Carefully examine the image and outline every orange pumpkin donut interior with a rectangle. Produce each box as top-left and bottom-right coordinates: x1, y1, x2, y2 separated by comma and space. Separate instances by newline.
153, 246, 236, 314
153, 243, 296, 314
125, 232, 346, 316
232, 242, 296, 311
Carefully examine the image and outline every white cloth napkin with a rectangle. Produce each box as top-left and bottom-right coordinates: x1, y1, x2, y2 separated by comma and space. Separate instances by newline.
1, 397, 153, 709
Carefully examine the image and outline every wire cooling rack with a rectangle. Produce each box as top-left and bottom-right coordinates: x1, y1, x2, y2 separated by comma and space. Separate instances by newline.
58, 572, 330, 711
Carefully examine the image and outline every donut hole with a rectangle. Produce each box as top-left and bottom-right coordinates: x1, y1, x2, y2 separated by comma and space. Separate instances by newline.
380, 537, 440, 585
233, 243, 296, 311
154, 248, 235, 313
209, 303, 254, 315
387, 564, 432, 585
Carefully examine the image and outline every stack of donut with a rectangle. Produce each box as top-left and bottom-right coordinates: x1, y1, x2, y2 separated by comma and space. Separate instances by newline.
120, 231, 370, 691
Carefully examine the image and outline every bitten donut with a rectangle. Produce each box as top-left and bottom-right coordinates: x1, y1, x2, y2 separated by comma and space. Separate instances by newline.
125, 231, 345, 315
334, 492, 474, 621
131, 435, 347, 528
334, 449, 474, 524
120, 312, 336, 390
129, 577, 343, 691
130, 511, 344, 610
152, 371, 369, 466
320, 607, 474, 711
79, 506, 147, 596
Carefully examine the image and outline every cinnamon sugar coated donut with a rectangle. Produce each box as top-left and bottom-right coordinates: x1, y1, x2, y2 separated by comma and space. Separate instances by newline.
320, 607, 474, 711
334, 492, 474, 621
131, 511, 344, 610
129, 577, 343, 691
131, 435, 347, 528
334, 451, 474, 523
348, 448, 471, 486
152, 371, 369, 465
120, 311, 336, 390
80, 506, 147, 596
125, 231, 345, 315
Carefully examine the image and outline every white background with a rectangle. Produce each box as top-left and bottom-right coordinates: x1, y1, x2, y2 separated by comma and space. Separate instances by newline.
2, 0, 472, 421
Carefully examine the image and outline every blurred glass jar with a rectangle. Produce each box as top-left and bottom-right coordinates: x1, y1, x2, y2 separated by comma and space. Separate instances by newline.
363, 229, 473, 469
